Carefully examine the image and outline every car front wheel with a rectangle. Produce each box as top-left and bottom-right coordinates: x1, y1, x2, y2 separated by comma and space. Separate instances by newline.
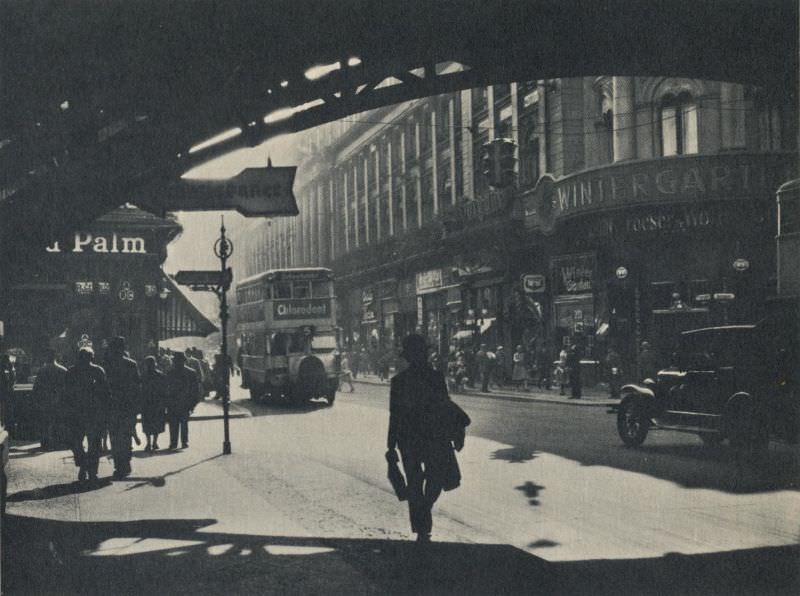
617, 395, 649, 447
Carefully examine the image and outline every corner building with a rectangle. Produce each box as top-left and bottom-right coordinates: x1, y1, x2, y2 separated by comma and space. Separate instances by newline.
232, 74, 796, 379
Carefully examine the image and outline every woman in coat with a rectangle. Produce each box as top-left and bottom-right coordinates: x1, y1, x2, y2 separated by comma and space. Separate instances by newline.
140, 356, 166, 451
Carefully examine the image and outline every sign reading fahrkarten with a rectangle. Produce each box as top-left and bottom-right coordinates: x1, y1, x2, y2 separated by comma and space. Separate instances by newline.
158, 164, 299, 217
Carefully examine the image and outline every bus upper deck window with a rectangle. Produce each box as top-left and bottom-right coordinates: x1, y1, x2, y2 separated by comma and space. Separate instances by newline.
274, 282, 291, 299
311, 280, 330, 298
294, 282, 311, 299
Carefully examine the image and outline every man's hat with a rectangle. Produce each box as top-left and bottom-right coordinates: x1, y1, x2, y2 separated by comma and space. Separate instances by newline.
400, 334, 428, 363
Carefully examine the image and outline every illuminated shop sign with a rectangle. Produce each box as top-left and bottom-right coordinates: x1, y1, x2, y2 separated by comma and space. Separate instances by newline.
46, 232, 147, 254
552, 253, 595, 296
416, 269, 443, 293
525, 153, 794, 230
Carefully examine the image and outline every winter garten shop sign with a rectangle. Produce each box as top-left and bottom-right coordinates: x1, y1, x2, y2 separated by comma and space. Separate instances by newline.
524, 153, 794, 230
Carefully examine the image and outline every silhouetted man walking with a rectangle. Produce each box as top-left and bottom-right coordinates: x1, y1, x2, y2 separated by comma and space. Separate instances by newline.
64, 347, 108, 482
388, 334, 467, 543
104, 337, 141, 479
33, 349, 67, 449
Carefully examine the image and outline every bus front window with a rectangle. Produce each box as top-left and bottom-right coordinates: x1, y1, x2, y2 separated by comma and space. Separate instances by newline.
274, 282, 291, 299
293, 282, 311, 299
311, 280, 331, 298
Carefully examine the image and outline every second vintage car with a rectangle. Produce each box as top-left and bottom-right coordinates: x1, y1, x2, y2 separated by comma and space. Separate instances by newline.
616, 323, 797, 451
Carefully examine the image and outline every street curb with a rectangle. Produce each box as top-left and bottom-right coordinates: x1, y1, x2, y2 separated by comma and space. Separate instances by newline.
190, 413, 251, 421
353, 378, 619, 408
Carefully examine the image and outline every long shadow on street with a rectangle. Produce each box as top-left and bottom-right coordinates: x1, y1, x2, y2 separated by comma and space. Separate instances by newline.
439, 393, 800, 494
4, 514, 796, 595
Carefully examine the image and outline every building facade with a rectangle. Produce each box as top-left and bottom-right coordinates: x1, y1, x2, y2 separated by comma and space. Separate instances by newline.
231, 75, 796, 377
1, 206, 216, 376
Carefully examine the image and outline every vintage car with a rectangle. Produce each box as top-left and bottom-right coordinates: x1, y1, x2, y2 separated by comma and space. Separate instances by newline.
616, 324, 797, 450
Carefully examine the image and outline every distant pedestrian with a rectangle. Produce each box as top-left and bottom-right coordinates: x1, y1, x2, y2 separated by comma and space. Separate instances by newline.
537, 343, 552, 390
64, 347, 108, 482
211, 353, 228, 400
33, 349, 67, 450
350, 349, 361, 379
567, 341, 583, 399
140, 356, 166, 451
185, 349, 206, 399
166, 352, 200, 449
476, 344, 491, 393
0, 354, 16, 431
494, 346, 507, 388
555, 347, 568, 395
606, 346, 622, 399
387, 334, 469, 543
512, 345, 529, 391
339, 353, 355, 392
639, 341, 659, 381
104, 337, 141, 479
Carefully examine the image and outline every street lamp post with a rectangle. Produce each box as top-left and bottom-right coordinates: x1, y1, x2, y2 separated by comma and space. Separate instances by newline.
213, 218, 234, 455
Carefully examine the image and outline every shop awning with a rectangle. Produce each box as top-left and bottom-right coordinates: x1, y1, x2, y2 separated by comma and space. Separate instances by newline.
158, 272, 218, 340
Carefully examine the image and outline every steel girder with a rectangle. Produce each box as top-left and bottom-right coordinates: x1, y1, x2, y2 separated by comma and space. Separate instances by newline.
0, 0, 797, 249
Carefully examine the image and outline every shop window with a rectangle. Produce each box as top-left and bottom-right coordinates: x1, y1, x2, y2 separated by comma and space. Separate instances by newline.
758, 102, 783, 151
660, 92, 698, 156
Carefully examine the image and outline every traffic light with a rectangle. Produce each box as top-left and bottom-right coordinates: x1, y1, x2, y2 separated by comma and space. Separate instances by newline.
480, 138, 517, 188
497, 138, 517, 187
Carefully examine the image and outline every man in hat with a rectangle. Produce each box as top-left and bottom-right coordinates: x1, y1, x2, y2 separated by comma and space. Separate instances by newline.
64, 347, 108, 481
387, 334, 460, 543
33, 348, 67, 450
103, 337, 141, 479
166, 352, 200, 449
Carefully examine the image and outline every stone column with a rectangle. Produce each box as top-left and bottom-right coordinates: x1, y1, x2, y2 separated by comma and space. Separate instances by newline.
448, 96, 457, 205
461, 89, 474, 198
400, 129, 408, 231
431, 108, 439, 215
363, 155, 370, 244
387, 140, 395, 235
612, 76, 636, 161
352, 163, 360, 247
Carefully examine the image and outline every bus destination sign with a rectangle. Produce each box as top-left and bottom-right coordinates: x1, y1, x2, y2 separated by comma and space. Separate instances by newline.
273, 299, 331, 320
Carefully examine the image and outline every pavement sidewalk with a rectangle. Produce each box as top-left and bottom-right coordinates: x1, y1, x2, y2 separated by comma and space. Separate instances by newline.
190, 396, 251, 421
353, 373, 620, 408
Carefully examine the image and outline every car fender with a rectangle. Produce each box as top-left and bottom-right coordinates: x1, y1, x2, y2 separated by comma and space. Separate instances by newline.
620, 383, 656, 413
723, 391, 766, 441
621, 383, 655, 399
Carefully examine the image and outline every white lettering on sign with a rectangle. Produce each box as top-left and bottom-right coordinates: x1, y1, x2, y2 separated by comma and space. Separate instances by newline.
416, 269, 443, 292
274, 300, 330, 320
45, 233, 147, 254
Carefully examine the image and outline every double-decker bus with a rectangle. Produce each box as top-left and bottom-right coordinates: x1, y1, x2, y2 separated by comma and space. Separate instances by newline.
234, 267, 339, 405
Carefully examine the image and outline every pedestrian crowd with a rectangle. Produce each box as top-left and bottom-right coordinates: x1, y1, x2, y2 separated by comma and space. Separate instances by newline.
10, 338, 228, 484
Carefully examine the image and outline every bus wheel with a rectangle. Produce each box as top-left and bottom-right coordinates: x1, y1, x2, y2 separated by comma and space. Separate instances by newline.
249, 383, 262, 402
